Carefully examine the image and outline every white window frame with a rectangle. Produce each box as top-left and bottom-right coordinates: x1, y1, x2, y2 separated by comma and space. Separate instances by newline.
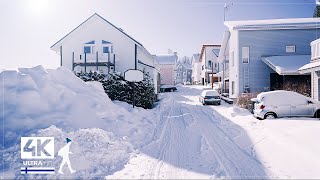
286, 45, 296, 53
242, 47, 250, 64
102, 46, 110, 54
84, 46, 94, 54
230, 51, 234, 67
231, 81, 235, 95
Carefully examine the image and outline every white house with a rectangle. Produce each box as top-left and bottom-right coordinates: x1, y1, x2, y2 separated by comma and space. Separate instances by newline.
191, 53, 201, 84
299, 38, 320, 100
199, 45, 221, 85
218, 18, 320, 98
50, 13, 160, 94
153, 53, 177, 85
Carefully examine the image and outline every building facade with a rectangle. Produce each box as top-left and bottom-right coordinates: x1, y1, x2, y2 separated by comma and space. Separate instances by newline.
153, 53, 178, 85
175, 57, 192, 84
191, 53, 201, 84
219, 18, 320, 98
50, 13, 160, 94
199, 45, 221, 85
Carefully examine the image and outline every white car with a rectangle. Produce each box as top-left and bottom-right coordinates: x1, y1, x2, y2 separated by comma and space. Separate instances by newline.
253, 90, 320, 120
199, 90, 221, 105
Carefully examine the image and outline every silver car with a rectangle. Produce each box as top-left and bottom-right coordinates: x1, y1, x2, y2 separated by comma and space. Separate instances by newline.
199, 90, 221, 105
253, 90, 320, 120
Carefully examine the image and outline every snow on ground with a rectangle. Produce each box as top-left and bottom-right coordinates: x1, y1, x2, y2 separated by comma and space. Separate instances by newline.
182, 85, 320, 179
0, 65, 160, 179
2, 66, 320, 179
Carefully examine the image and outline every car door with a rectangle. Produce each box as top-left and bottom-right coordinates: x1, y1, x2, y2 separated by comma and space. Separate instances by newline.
290, 94, 314, 117
291, 101, 314, 117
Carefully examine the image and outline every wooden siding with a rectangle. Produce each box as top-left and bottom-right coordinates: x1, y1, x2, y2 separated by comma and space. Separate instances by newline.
238, 29, 320, 94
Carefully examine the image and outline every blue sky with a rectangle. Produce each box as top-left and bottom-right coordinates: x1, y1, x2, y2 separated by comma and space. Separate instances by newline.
0, 0, 317, 69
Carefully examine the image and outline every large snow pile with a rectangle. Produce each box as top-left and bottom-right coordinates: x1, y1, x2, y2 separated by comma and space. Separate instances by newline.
0, 65, 159, 178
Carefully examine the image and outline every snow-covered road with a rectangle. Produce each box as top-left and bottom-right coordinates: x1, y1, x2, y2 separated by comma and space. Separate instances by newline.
107, 86, 271, 179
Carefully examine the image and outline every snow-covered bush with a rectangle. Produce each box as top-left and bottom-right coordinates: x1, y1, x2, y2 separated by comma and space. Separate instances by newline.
236, 93, 258, 109
76, 71, 156, 109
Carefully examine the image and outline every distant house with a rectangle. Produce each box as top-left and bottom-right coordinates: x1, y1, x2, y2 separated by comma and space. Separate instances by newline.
199, 45, 221, 85
50, 13, 160, 94
153, 53, 178, 85
218, 18, 320, 98
299, 38, 320, 100
175, 57, 192, 84
191, 53, 201, 84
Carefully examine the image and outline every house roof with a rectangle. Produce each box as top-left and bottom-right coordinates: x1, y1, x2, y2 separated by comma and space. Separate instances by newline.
299, 60, 320, 74
176, 59, 192, 70
199, 45, 221, 62
191, 53, 200, 63
225, 18, 320, 30
50, 13, 143, 50
261, 55, 310, 75
152, 54, 177, 65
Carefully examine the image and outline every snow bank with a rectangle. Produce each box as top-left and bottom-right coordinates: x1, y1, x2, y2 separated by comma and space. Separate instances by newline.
3, 125, 133, 179
0, 65, 159, 178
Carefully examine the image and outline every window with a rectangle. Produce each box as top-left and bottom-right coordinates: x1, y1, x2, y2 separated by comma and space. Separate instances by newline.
177, 73, 180, 77
84, 46, 92, 53
286, 45, 296, 53
103, 47, 109, 53
231, 81, 235, 95
183, 72, 186, 76
208, 60, 212, 68
230, 51, 234, 66
202, 65, 204, 70
180, 66, 182, 71
242, 47, 249, 63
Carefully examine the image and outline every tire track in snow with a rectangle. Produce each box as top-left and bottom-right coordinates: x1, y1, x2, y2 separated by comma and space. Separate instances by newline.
192, 105, 270, 179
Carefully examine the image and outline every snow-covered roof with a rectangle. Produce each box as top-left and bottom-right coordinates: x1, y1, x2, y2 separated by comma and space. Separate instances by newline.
261, 55, 310, 75
199, 45, 221, 62
225, 18, 320, 30
51, 13, 143, 50
153, 54, 177, 65
299, 60, 320, 74
192, 54, 200, 63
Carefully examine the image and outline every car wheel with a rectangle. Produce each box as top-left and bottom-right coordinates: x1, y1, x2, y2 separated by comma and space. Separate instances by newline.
171, 88, 174, 92
217, 102, 221, 105
264, 112, 277, 120
314, 110, 320, 118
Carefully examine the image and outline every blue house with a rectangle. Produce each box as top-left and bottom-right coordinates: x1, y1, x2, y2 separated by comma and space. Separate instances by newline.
218, 18, 320, 98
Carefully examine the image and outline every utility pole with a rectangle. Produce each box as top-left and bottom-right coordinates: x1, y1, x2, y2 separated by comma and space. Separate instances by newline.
224, 2, 233, 22
211, 61, 214, 89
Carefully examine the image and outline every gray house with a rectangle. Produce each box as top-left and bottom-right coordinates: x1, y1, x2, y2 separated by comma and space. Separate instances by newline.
175, 57, 192, 84
218, 18, 320, 98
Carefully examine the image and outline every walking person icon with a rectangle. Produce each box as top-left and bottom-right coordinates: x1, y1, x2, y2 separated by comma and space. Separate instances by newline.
58, 138, 76, 174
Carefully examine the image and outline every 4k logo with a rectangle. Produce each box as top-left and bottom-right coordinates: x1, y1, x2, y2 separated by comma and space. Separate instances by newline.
21, 137, 54, 159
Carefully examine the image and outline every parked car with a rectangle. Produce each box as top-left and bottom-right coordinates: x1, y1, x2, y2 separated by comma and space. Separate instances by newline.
199, 90, 221, 105
160, 85, 177, 92
253, 90, 320, 120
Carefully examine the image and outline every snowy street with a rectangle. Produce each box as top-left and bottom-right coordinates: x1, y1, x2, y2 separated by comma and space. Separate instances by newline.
107, 86, 271, 179
2, 67, 320, 179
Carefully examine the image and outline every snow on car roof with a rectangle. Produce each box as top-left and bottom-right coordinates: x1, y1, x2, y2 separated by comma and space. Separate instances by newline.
201, 90, 219, 96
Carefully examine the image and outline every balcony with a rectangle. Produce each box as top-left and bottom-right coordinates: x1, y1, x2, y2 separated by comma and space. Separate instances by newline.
73, 52, 115, 71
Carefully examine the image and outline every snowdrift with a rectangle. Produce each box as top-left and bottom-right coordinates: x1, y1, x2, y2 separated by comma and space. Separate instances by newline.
0, 65, 159, 178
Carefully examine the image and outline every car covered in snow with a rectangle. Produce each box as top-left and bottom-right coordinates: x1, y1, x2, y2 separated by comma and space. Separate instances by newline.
160, 85, 177, 92
253, 90, 320, 120
199, 90, 221, 105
